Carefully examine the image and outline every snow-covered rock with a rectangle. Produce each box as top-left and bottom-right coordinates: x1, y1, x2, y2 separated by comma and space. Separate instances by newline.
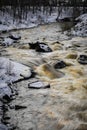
2, 38, 14, 46
70, 13, 87, 37
0, 57, 32, 83
0, 32, 21, 46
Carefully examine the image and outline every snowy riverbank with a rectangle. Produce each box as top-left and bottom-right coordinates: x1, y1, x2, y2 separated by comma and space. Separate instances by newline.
0, 8, 58, 31
0, 8, 87, 37
69, 13, 87, 37
0, 6, 87, 37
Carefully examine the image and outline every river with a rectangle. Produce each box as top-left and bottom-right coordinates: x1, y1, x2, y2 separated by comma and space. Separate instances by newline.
0, 22, 87, 130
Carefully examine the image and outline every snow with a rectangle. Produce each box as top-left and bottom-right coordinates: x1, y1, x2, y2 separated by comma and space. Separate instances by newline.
2, 38, 14, 46
0, 57, 31, 84
70, 13, 87, 37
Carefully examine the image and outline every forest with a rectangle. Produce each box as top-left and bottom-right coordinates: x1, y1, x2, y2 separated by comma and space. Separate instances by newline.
0, 0, 87, 21
0, 0, 87, 7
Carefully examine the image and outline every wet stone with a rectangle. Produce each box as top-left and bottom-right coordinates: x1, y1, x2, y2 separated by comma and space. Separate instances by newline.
9, 33, 21, 40
9, 104, 27, 110
2, 95, 12, 102
77, 55, 87, 65
29, 41, 52, 52
0, 83, 12, 102
14, 105, 27, 110
54, 60, 66, 69
28, 81, 50, 89
3, 116, 10, 120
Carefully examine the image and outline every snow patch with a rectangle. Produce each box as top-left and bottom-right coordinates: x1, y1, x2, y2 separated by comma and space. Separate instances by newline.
2, 38, 14, 46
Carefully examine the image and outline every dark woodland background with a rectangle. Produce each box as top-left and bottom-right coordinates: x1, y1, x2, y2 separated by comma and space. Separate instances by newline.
0, 0, 87, 20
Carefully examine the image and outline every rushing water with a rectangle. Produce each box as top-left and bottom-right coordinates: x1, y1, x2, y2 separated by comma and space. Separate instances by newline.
10, 22, 74, 44
0, 22, 87, 130
0, 22, 74, 43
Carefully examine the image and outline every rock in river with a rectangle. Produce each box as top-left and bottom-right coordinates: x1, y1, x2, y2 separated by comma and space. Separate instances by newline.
29, 41, 52, 52
28, 81, 50, 89
54, 60, 66, 69
14, 105, 27, 110
77, 55, 87, 65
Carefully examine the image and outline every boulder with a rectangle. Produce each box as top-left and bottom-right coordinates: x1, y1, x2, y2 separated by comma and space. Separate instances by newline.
28, 81, 50, 89
77, 55, 87, 65
54, 60, 66, 69
66, 53, 78, 59
0, 57, 32, 83
29, 42, 52, 52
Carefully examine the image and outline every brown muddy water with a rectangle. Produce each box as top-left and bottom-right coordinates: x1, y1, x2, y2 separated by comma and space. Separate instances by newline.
0, 22, 87, 130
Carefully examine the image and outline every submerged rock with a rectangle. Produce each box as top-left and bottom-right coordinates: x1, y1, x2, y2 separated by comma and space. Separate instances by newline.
77, 55, 87, 65
54, 60, 66, 69
28, 81, 50, 89
66, 53, 77, 59
29, 42, 52, 52
35, 63, 65, 79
